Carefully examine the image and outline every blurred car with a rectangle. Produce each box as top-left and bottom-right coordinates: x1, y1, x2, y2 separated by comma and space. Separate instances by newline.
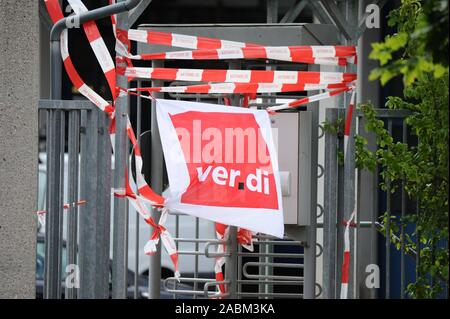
35, 234, 193, 299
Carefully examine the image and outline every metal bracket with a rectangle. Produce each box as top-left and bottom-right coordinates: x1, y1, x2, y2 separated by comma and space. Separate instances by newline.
280, 0, 308, 23
128, 0, 153, 26
318, 0, 354, 40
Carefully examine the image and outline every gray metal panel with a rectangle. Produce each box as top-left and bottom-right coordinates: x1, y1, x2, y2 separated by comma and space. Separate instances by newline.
270, 113, 299, 225
137, 23, 340, 54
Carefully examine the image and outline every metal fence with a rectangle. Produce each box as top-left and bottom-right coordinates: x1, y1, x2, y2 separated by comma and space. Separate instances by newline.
39, 100, 111, 299
39, 0, 417, 300
321, 107, 445, 299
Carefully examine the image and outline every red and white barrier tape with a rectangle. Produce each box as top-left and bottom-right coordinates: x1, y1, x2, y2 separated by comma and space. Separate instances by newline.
340, 211, 355, 299
120, 66, 356, 85
37, 200, 87, 228
339, 90, 357, 299
124, 47, 355, 66
128, 82, 350, 95
214, 223, 254, 297
44, 0, 115, 115
118, 28, 260, 50
68, 0, 116, 97
119, 28, 357, 63
344, 90, 356, 160
267, 86, 355, 112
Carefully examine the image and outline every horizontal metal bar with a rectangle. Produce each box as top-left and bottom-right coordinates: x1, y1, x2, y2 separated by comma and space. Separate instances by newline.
205, 241, 231, 258
253, 240, 304, 246
237, 292, 303, 298
165, 277, 216, 284
355, 109, 412, 118
244, 262, 304, 269
39, 99, 99, 110
237, 280, 303, 285
173, 238, 223, 243
238, 252, 304, 258
177, 250, 206, 256
204, 282, 230, 298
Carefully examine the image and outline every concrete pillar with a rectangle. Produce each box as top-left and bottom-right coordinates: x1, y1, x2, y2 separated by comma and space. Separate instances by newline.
0, 0, 39, 298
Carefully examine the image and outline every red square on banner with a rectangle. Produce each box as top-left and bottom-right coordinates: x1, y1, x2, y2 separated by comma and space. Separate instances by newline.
169, 111, 279, 210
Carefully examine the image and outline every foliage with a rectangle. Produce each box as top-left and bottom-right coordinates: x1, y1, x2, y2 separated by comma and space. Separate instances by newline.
369, 0, 448, 86
356, 0, 449, 298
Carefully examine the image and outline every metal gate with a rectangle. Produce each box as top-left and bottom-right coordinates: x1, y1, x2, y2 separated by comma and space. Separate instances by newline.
38, 0, 377, 300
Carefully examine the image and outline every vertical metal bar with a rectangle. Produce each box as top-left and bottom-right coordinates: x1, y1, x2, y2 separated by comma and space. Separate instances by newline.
194, 217, 199, 298
134, 80, 142, 299
79, 108, 99, 298
44, 109, 51, 298
193, 94, 201, 300
45, 34, 64, 300
385, 119, 392, 299
97, 110, 112, 298
266, 0, 278, 23
58, 111, 66, 297
44, 107, 63, 299
341, 0, 358, 299
149, 59, 164, 299
370, 150, 379, 299
112, 2, 130, 299
226, 226, 238, 298
323, 108, 339, 299
400, 120, 407, 299
66, 110, 80, 299
303, 61, 320, 299
237, 243, 242, 297
336, 108, 345, 296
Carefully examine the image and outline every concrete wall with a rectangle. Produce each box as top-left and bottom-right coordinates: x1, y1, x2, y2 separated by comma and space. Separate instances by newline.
0, 0, 39, 298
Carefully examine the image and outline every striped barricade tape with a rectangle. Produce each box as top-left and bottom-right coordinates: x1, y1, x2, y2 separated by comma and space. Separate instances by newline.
267, 86, 354, 112
340, 211, 356, 299
37, 200, 87, 228
128, 82, 350, 95
120, 66, 356, 85
119, 28, 357, 63
122, 46, 355, 66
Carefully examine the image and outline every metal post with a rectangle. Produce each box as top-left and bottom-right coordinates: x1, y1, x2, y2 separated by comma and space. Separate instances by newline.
303, 63, 320, 299
400, 121, 407, 298
134, 80, 142, 299
66, 110, 80, 299
333, 0, 359, 299
385, 119, 392, 299
112, 2, 132, 299
79, 107, 111, 299
226, 226, 238, 298
79, 109, 99, 298
266, 0, 278, 23
148, 60, 164, 299
98, 111, 113, 297
44, 40, 64, 300
323, 108, 339, 299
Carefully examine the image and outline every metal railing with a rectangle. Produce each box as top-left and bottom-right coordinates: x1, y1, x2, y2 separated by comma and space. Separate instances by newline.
39, 100, 111, 299
321, 107, 437, 299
